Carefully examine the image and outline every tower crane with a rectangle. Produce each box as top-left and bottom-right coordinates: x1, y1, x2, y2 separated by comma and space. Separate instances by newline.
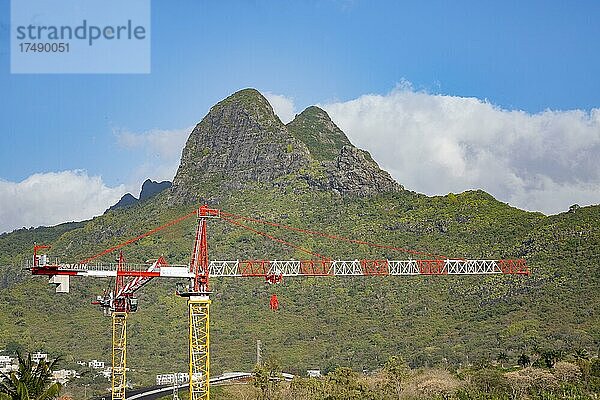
30, 205, 529, 400
90, 251, 169, 398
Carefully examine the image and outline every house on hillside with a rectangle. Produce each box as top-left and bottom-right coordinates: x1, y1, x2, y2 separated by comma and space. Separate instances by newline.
0, 355, 16, 373
31, 352, 48, 363
52, 369, 78, 384
88, 359, 105, 369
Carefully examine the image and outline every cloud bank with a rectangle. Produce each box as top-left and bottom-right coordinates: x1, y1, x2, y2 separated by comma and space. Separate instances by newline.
0, 127, 192, 234
317, 86, 600, 215
267, 86, 600, 214
0, 171, 125, 234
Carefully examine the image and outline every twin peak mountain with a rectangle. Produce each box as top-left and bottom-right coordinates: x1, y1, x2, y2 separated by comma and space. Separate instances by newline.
111, 88, 402, 210
168, 88, 401, 203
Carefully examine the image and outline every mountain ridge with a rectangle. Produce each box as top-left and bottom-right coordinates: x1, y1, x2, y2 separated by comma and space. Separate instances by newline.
170, 88, 401, 203
106, 179, 172, 212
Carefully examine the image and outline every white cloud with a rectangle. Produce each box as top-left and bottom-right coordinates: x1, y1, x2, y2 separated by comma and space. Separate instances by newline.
0, 171, 126, 234
114, 126, 191, 183
264, 92, 296, 123
321, 85, 600, 214
0, 125, 191, 234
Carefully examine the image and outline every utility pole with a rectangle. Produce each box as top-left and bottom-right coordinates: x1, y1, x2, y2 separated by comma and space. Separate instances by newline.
256, 340, 262, 366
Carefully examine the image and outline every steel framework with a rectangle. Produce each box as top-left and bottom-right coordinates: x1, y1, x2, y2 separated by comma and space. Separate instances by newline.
30, 258, 528, 279
189, 297, 211, 400
179, 205, 220, 400
112, 312, 127, 400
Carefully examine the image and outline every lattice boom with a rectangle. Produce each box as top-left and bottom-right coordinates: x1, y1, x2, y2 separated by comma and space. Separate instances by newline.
32, 258, 528, 279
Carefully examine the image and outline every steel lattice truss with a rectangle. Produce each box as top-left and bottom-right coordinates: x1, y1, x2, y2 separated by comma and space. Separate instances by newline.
111, 312, 127, 400
189, 298, 210, 400
32, 258, 528, 287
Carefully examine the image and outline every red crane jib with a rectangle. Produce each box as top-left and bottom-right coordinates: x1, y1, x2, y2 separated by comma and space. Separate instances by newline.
29, 204, 530, 305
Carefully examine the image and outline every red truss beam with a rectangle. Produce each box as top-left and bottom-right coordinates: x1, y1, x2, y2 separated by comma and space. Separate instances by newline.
498, 259, 529, 275
361, 260, 390, 275
300, 260, 333, 276
417, 259, 447, 275
239, 260, 271, 277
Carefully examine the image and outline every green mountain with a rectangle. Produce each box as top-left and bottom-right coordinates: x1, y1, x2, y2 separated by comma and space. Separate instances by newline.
0, 89, 598, 392
170, 88, 400, 201
287, 105, 352, 162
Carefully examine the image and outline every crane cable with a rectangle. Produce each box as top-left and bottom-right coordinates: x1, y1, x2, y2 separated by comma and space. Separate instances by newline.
220, 215, 328, 260
76, 207, 446, 264
78, 210, 198, 264
220, 211, 446, 259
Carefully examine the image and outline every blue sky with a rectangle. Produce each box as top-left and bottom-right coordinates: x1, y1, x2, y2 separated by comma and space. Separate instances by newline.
1, 1, 600, 232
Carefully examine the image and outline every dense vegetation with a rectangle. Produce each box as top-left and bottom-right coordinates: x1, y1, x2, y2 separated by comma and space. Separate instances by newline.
155, 355, 600, 400
0, 353, 62, 399
0, 181, 598, 398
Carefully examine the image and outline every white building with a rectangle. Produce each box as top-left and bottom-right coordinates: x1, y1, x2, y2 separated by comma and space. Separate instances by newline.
0, 356, 16, 373
88, 360, 105, 369
0, 355, 13, 367
307, 369, 322, 378
31, 352, 48, 363
156, 372, 189, 386
52, 369, 78, 384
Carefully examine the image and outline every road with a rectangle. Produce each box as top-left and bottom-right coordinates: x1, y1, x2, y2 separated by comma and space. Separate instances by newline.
92, 372, 294, 400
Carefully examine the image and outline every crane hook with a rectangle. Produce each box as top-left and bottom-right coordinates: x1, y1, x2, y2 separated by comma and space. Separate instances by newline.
269, 294, 279, 311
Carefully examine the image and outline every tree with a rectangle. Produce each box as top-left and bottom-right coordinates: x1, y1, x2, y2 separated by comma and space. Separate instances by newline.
505, 370, 533, 400
325, 367, 368, 400
383, 356, 409, 400
496, 352, 509, 368
3, 343, 24, 357
519, 367, 557, 393
252, 358, 282, 400
540, 349, 563, 368
552, 361, 581, 383
288, 377, 327, 400
413, 369, 460, 400
0, 353, 62, 400
470, 368, 509, 396
517, 353, 530, 368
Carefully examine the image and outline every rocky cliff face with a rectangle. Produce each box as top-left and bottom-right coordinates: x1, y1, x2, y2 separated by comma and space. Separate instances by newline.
288, 106, 402, 196
139, 179, 172, 201
325, 145, 401, 196
170, 89, 402, 203
171, 89, 310, 201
